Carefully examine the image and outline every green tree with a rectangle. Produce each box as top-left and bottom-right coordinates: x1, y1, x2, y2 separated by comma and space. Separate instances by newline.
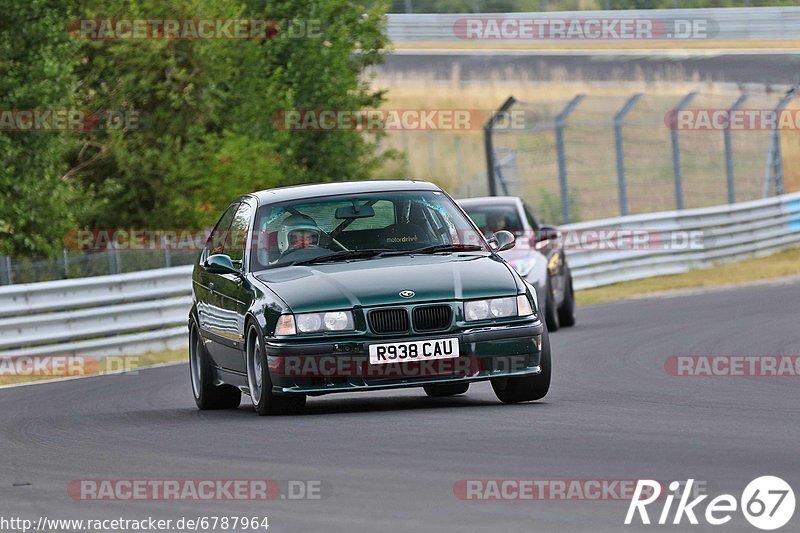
67, 0, 278, 230
68, 0, 391, 231
0, 0, 79, 256
235, 0, 391, 185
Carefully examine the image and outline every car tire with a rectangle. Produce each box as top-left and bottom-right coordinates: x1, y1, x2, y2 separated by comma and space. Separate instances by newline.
189, 320, 241, 410
491, 325, 551, 404
544, 277, 560, 332
246, 323, 306, 416
557, 268, 576, 328
423, 383, 469, 397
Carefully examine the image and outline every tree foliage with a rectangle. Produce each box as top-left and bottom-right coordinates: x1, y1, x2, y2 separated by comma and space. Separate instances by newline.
70, 0, 390, 230
0, 0, 79, 256
0, 0, 390, 257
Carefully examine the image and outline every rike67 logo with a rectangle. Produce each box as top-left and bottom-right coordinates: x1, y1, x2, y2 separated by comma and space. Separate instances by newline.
625, 477, 795, 530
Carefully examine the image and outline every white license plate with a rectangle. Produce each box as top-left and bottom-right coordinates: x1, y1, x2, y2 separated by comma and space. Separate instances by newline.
369, 338, 460, 365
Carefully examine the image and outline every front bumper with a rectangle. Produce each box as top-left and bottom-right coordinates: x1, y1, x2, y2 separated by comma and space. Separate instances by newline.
264, 321, 544, 395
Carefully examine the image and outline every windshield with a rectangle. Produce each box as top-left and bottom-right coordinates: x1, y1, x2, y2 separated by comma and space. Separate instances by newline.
249, 190, 488, 270
462, 204, 524, 237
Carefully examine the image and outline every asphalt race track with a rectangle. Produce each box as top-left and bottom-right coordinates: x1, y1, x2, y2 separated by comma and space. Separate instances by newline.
381, 50, 800, 85
1, 281, 798, 533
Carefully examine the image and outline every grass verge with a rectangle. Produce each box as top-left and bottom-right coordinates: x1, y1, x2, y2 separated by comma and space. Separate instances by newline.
0, 348, 187, 387
576, 247, 800, 306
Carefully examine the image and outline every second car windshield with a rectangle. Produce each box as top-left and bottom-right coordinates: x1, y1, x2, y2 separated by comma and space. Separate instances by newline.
249, 190, 488, 270
463, 205, 524, 236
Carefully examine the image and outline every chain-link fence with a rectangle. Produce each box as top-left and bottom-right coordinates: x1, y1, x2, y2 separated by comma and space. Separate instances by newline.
0, 248, 198, 286
484, 88, 799, 224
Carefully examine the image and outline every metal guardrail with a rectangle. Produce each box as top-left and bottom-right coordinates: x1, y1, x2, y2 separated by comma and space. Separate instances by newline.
0, 266, 192, 358
565, 191, 800, 290
386, 8, 800, 42
1, 192, 799, 358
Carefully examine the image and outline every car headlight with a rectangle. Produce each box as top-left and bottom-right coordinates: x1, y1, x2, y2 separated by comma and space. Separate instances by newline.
275, 311, 354, 335
463, 295, 534, 322
508, 257, 537, 278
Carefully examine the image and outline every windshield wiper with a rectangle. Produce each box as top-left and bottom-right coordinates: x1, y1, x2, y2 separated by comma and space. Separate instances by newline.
289, 244, 483, 265
379, 244, 484, 257
289, 249, 393, 266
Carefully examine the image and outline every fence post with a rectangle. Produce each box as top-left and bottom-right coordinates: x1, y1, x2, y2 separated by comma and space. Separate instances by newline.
0, 256, 11, 285
107, 245, 120, 275
763, 87, 796, 197
3, 256, 12, 285
494, 151, 512, 196
161, 235, 172, 268
555, 94, 585, 224
670, 92, 697, 210
484, 125, 496, 197
613, 93, 642, 217
724, 94, 747, 204
484, 96, 516, 197
62, 247, 70, 279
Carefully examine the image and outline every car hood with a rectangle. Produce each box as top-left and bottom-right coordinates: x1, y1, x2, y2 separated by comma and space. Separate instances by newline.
255, 253, 520, 313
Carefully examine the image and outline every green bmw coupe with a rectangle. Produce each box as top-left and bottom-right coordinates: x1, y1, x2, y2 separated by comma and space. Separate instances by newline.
189, 180, 550, 415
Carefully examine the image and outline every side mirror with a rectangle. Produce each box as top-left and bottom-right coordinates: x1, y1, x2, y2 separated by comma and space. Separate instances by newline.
488, 230, 516, 252
204, 254, 239, 275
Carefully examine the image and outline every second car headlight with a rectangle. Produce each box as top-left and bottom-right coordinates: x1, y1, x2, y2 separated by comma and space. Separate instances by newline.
276, 311, 355, 335
463, 295, 534, 321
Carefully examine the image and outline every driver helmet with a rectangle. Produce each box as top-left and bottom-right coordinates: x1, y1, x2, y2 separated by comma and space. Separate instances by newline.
277, 214, 321, 253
